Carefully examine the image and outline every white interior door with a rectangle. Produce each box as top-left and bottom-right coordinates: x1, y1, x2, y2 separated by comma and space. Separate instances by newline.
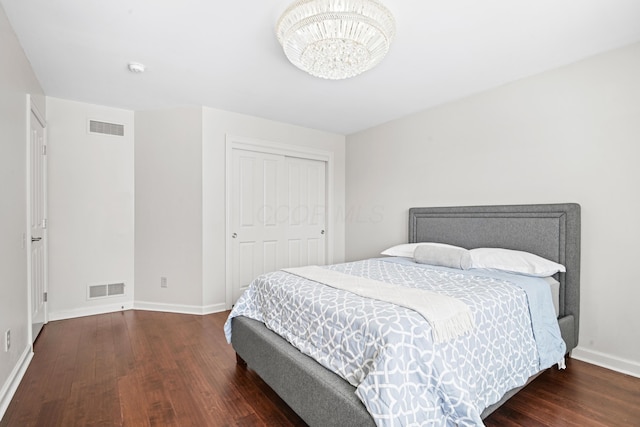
29, 107, 47, 341
229, 149, 327, 305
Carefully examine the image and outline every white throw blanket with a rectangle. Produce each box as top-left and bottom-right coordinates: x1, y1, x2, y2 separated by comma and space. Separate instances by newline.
283, 265, 475, 343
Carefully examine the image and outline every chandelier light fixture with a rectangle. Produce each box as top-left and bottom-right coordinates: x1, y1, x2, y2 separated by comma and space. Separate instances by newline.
276, 0, 396, 80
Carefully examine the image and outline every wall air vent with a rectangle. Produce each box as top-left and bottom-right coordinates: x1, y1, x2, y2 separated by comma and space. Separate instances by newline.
88, 120, 125, 137
88, 282, 126, 300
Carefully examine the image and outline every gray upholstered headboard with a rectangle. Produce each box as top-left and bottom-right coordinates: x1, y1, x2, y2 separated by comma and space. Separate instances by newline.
408, 203, 581, 350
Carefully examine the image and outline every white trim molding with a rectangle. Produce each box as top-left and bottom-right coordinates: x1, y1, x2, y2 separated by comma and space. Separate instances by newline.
572, 346, 640, 378
48, 301, 135, 321
49, 302, 228, 322
134, 301, 227, 316
0, 346, 33, 420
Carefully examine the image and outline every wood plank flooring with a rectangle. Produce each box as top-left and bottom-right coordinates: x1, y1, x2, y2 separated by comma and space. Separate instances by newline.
2, 310, 639, 426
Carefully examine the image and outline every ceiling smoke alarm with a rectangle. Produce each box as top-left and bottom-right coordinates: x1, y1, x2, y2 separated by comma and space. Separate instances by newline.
127, 62, 145, 73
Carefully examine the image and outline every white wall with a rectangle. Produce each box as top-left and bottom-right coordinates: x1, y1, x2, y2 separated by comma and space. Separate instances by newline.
134, 107, 345, 313
346, 42, 640, 376
202, 107, 346, 309
46, 98, 135, 320
0, 3, 45, 415
134, 107, 204, 312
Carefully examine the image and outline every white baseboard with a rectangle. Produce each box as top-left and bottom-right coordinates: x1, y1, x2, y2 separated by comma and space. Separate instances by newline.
48, 300, 227, 322
0, 346, 33, 421
202, 303, 228, 314
571, 346, 640, 378
48, 301, 135, 321
134, 301, 227, 315
49, 301, 227, 321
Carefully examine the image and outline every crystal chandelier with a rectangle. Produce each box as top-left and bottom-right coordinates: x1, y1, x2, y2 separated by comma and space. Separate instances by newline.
276, 0, 396, 80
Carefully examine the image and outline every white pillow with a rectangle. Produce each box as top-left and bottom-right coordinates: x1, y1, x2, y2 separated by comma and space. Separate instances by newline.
469, 248, 566, 277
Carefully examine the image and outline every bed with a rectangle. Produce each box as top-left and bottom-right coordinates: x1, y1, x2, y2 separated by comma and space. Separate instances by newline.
226, 203, 581, 426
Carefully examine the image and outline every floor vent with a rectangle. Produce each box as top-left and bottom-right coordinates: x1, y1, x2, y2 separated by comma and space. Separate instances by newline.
88, 120, 125, 136
88, 283, 125, 300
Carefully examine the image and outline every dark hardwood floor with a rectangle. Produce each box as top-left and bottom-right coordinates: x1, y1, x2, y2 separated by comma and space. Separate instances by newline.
1, 310, 638, 426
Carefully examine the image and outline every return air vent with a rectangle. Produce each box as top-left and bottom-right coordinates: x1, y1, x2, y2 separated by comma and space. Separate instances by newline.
88, 120, 125, 136
88, 282, 126, 300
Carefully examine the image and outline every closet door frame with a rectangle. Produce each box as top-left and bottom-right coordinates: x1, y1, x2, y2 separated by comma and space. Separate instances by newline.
225, 134, 334, 309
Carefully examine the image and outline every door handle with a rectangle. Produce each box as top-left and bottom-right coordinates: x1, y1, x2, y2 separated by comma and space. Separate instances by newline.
31, 237, 42, 242
232, 233, 237, 238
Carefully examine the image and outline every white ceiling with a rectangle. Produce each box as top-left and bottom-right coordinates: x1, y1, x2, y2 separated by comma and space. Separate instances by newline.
3, 0, 640, 135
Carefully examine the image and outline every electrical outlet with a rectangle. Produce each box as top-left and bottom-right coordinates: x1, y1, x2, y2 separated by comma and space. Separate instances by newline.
4, 329, 10, 352
160, 277, 168, 288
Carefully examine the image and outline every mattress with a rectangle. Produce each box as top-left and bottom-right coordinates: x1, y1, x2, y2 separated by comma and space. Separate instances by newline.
545, 276, 560, 317
225, 257, 565, 426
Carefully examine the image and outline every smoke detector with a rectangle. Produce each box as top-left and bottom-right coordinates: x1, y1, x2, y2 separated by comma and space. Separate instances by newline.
127, 62, 145, 73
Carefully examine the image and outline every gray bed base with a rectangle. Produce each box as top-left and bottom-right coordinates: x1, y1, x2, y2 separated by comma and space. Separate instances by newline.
231, 203, 581, 426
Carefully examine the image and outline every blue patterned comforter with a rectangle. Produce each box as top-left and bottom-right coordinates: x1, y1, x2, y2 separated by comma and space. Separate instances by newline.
224, 258, 565, 426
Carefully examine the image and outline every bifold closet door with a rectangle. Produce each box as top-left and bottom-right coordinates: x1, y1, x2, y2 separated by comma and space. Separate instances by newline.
230, 149, 327, 304
284, 156, 326, 268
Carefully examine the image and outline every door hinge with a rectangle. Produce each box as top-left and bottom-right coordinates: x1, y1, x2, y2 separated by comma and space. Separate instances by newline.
42, 218, 47, 229
43, 292, 48, 302
42, 145, 47, 155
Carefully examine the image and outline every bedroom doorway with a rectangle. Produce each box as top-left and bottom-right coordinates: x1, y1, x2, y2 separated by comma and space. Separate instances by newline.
28, 98, 48, 341
226, 136, 331, 307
